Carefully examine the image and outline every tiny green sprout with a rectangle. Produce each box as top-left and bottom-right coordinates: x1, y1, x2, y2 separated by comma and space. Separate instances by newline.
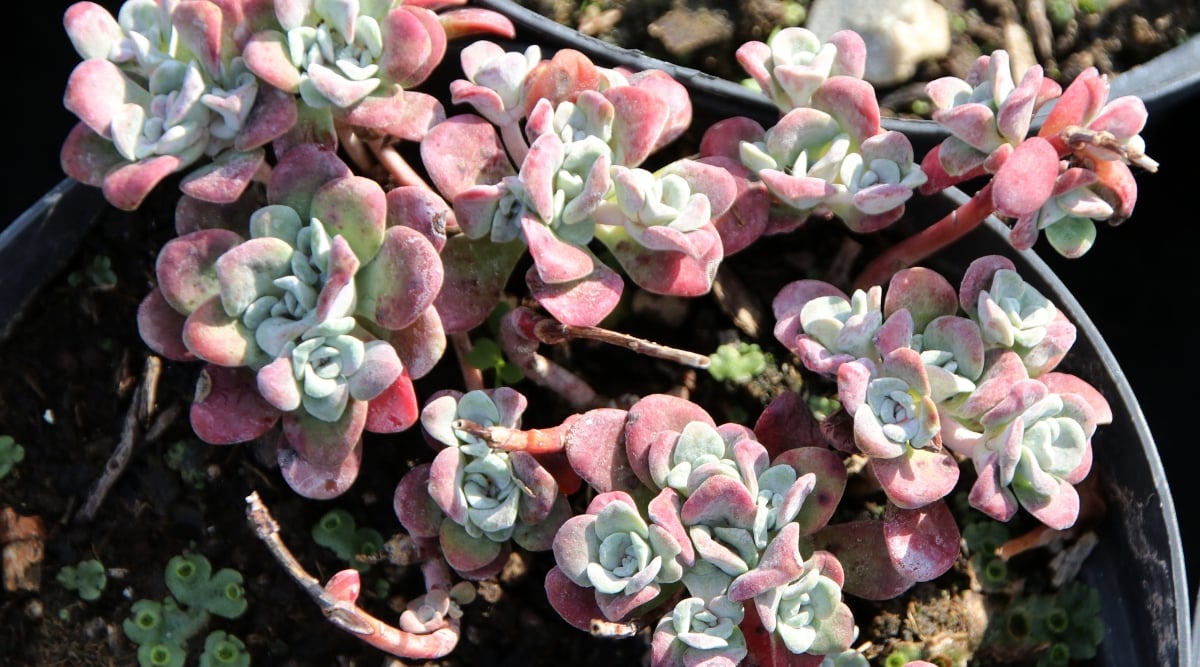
139, 642, 185, 667
0, 435, 25, 479
312, 509, 384, 571
962, 520, 1010, 555
707, 342, 767, 383
1006, 606, 1033, 642
203, 569, 249, 619
1045, 0, 1075, 26
465, 337, 524, 387
165, 554, 213, 609
57, 558, 107, 601
313, 509, 357, 560
780, 0, 806, 26
970, 553, 1008, 592
1045, 605, 1070, 634
123, 599, 165, 647
882, 641, 921, 667
1038, 642, 1072, 667
1054, 581, 1105, 660
68, 255, 118, 290
1077, 0, 1108, 14
910, 99, 932, 117
199, 630, 250, 667
164, 440, 208, 489
807, 394, 841, 420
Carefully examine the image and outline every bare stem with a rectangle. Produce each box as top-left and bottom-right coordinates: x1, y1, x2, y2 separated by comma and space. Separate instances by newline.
528, 311, 711, 369
500, 307, 604, 410
852, 182, 996, 290
451, 418, 568, 454
245, 491, 461, 660
710, 265, 764, 339
500, 120, 529, 166
449, 332, 486, 392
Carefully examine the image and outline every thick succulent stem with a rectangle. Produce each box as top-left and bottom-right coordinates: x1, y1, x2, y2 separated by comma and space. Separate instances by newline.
500, 121, 529, 166
852, 182, 996, 290
449, 332, 486, 392
499, 307, 604, 410
450, 418, 569, 455
245, 491, 461, 659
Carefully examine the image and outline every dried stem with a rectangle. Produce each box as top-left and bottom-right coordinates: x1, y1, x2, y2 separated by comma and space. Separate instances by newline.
710, 265, 763, 339
525, 310, 711, 369
77, 356, 161, 523
245, 491, 461, 659
852, 182, 996, 290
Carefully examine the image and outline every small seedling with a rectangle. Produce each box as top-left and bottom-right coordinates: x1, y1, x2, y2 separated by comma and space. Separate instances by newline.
312, 509, 385, 573
199, 630, 250, 667
0, 435, 25, 479
67, 254, 118, 290
123, 553, 249, 667
707, 341, 767, 383
57, 558, 107, 601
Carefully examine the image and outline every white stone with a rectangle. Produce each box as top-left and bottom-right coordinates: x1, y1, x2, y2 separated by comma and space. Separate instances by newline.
805, 0, 952, 86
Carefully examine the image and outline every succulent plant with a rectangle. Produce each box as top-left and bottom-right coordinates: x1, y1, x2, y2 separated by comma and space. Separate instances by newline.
61, 0, 292, 210
137, 144, 444, 498
394, 388, 569, 579
51, 4, 1165, 663
241, 0, 514, 139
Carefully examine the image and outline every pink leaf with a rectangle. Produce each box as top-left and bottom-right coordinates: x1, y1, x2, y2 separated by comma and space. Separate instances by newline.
191, 364, 280, 444
282, 399, 368, 468
992, 137, 1059, 217
278, 437, 362, 499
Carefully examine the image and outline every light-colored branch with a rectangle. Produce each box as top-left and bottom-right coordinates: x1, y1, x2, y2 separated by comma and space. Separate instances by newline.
244, 491, 461, 659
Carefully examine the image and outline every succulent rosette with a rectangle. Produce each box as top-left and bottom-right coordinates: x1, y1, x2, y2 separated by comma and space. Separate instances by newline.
727, 527, 856, 660
959, 255, 1076, 377
395, 388, 569, 579
650, 595, 748, 667
549, 489, 690, 625
877, 267, 986, 402
592, 160, 735, 298
736, 27, 867, 112
61, 0, 294, 210
705, 74, 924, 235
837, 347, 959, 509
241, 0, 514, 139
941, 352, 1112, 529
422, 47, 699, 330
137, 144, 444, 498
922, 49, 1061, 186
772, 281, 884, 376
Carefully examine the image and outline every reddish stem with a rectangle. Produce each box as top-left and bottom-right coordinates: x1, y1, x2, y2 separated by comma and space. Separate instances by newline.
852, 182, 996, 290
451, 418, 569, 455
245, 491, 461, 659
